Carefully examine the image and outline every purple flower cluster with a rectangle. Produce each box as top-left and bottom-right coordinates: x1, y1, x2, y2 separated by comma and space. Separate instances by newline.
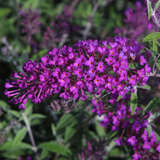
20, 7, 41, 49
41, 3, 79, 49
20, 4, 79, 50
100, 103, 160, 160
5, 37, 150, 110
115, 1, 156, 39
78, 140, 106, 160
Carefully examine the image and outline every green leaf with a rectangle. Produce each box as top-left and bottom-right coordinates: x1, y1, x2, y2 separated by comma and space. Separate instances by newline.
13, 128, 27, 145
56, 114, 75, 131
8, 110, 20, 118
157, 59, 160, 70
143, 32, 160, 42
23, 0, 39, 9
30, 114, 46, 120
64, 126, 76, 142
0, 141, 12, 151
154, 130, 160, 141
24, 101, 33, 116
155, 0, 160, 10
0, 8, 11, 17
29, 113, 46, 125
153, 39, 158, 52
18, 142, 33, 150
40, 150, 49, 160
0, 141, 32, 152
109, 148, 124, 157
31, 49, 47, 60
0, 100, 8, 110
117, 95, 122, 101
147, 0, 152, 19
137, 85, 151, 90
147, 124, 152, 135
95, 121, 106, 137
51, 124, 57, 136
59, 158, 67, 160
39, 141, 72, 156
143, 97, 158, 113
130, 87, 137, 115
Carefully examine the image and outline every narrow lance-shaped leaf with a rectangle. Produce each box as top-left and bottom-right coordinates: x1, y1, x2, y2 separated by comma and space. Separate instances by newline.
147, 0, 152, 19
143, 32, 160, 42
155, 0, 160, 10
143, 97, 158, 113
131, 87, 137, 115
38, 141, 72, 156
56, 113, 75, 130
64, 126, 76, 142
12, 128, 27, 145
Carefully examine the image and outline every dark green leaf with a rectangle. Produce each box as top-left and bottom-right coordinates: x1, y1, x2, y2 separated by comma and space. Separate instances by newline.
0, 100, 8, 110
95, 122, 106, 137
143, 97, 158, 113
130, 87, 137, 115
39, 141, 72, 156
13, 128, 27, 144
56, 114, 75, 131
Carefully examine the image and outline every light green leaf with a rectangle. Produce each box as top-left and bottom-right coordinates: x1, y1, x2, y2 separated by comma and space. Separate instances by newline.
8, 110, 20, 118
31, 49, 47, 60
147, 125, 152, 135
153, 39, 158, 52
0, 8, 11, 17
51, 124, 57, 136
23, 0, 39, 9
147, 0, 152, 19
143, 32, 160, 42
137, 85, 151, 90
64, 126, 76, 142
24, 101, 33, 116
155, 0, 160, 10
30, 114, 46, 120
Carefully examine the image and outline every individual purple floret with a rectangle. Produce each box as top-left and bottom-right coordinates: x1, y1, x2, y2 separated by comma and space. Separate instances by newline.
78, 140, 106, 160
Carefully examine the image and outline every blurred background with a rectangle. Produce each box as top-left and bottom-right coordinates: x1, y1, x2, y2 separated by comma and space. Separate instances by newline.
0, 0, 154, 160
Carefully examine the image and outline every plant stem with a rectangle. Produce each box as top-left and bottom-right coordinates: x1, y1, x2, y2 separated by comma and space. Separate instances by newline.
23, 113, 39, 159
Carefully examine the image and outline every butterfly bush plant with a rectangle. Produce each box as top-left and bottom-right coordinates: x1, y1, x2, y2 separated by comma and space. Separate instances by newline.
1, 0, 160, 160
